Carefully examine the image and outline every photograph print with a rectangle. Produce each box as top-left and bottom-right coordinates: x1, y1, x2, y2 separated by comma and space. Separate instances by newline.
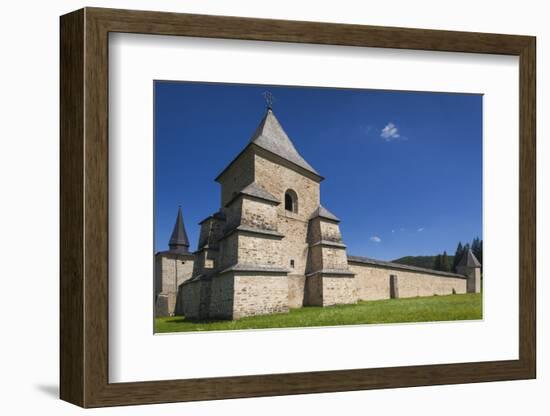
153, 81, 483, 333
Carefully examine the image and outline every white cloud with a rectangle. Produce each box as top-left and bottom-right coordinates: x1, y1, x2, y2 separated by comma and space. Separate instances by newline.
391, 229, 395, 233
380, 122, 405, 141
417, 227, 425, 232
370, 236, 382, 243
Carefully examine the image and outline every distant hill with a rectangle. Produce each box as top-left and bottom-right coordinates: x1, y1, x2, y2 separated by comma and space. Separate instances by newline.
392, 255, 455, 271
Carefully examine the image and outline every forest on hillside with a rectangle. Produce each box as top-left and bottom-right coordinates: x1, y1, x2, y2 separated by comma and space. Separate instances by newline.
393, 237, 482, 273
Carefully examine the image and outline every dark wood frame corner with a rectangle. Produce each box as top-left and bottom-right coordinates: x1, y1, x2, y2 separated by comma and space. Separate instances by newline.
60, 7, 536, 408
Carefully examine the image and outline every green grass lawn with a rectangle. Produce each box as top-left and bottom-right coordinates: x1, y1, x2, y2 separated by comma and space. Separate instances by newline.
155, 293, 482, 333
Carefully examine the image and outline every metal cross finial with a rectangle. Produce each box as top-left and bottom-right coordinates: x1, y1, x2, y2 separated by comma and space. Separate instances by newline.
263, 91, 275, 109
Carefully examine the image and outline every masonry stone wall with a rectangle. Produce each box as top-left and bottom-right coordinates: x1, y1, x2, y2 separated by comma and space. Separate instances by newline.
307, 245, 323, 273
322, 276, 358, 306
223, 199, 243, 232
288, 274, 306, 308
306, 217, 349, 274
219, 233, 239, 270
197, 220, 212, 249
175, 286, 185, 316
233, 274, 289, 319
180, 279, 201, 320
155, 294, 169, 318
237, 233, 284, 267
192, 248, 217, 277
320, 221, 343, 243
308, 217, 322, 244
303, 274, 358, 306
209, 274, 235, 319
218, 149, 255, 206
254, 151, 320, 221
255, 151, 320, 277
154, 255, 162, 299
278, 215, 309, 276
198, 217, 225, 250
467, 268, 481, 293
348, 261, 467, 301
308, 217, 342, 243
154, 253, 194, 316
304, 274, 323, 306
321, 246, 349, 269
240, 197, 279, 231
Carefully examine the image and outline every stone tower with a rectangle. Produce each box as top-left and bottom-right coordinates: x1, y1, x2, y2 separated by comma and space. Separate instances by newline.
154, 206, 194, 317
180, 107, 356, 320
456, 248, 481, 293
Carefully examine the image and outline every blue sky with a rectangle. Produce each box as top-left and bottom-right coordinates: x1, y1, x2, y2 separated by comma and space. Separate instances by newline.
154, 81, 482, 261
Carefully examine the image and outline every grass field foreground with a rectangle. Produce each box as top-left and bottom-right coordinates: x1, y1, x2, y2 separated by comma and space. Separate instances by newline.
155, 293, 482, 333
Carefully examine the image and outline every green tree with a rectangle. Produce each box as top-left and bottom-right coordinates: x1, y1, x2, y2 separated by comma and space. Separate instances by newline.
441, 251, 451, 272
433, 254, 441, 271
471, 237, 478, 256
452, 242, 464, 272
471, 237, 482, 266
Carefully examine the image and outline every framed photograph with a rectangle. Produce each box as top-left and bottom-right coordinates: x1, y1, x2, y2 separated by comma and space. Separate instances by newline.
60, 7, 536, 408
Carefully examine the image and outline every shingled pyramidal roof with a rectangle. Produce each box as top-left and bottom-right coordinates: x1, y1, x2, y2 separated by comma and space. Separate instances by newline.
217, 108, 322, 182
168, 206, 190, 254
457, 248, 481, 268
250, 108, 320, 176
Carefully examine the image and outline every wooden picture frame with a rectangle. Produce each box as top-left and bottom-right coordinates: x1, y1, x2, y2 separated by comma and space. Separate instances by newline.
60, 7, 536, 408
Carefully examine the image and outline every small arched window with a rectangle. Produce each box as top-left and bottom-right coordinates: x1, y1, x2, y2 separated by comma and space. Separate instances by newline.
284, 189, 298, 213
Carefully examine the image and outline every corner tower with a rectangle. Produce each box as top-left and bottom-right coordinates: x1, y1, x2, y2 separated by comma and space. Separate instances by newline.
154, 206, 194, 317
456, 248, 481, 293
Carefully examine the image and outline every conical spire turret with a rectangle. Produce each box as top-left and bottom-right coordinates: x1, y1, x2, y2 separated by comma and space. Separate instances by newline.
168, 206, 190, 253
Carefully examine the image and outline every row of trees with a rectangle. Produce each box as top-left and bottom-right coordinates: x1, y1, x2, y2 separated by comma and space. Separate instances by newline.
433, 237, 483, 273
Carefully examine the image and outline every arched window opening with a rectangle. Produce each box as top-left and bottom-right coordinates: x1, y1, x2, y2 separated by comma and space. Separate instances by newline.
284, 190, 298, 213
284, 193, 293, 211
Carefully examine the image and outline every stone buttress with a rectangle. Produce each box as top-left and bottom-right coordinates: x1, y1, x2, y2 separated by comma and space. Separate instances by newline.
305, 206, 357, 306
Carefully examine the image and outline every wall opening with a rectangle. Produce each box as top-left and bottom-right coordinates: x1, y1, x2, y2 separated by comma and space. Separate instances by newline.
390, 274, 399, 299
284, 189, 298, 213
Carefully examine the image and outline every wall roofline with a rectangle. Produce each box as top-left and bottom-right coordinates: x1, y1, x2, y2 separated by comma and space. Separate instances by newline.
348, 255, 467, 279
